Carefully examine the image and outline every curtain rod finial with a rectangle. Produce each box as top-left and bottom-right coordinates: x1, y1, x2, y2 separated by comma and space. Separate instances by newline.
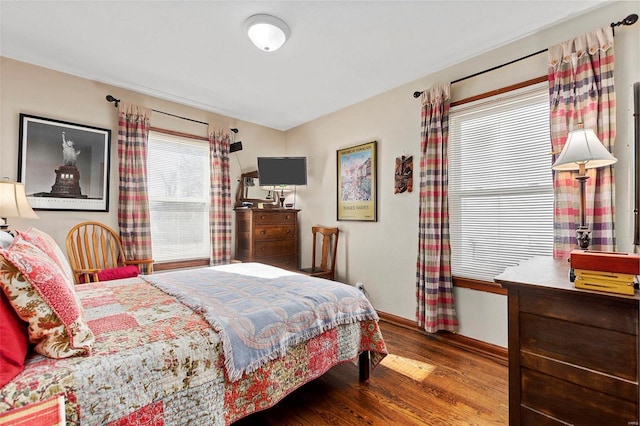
105, 95, 120, 108
612, 13, 638, 28
624, 13, 639, 26
413, 91, 423, 99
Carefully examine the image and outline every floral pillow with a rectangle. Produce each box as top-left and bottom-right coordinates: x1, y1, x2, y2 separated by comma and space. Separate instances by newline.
0, 237, 94, 358
15, 227, 74, 283
12, 231, 83, 309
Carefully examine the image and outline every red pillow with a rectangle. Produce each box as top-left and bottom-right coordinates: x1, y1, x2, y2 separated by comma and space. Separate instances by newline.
0, 289, 29, 387
97, 265, 139, 282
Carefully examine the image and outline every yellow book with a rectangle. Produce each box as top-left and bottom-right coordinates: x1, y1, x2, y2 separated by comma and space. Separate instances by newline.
574, 269, 636, 283
574, 269, 636, 296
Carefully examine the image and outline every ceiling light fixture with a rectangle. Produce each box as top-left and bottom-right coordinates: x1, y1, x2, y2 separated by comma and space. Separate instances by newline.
244, 14, 290, 52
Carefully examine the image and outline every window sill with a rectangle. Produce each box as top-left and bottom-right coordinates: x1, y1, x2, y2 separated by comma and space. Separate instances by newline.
453, 276, 507, 295
154, 258, 210, 272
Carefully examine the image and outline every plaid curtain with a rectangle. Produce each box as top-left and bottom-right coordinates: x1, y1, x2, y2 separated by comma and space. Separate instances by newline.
548, 26, 616, 259
416, 83, 458, 333
117, 103, 153, 265
208, 128, 232, 265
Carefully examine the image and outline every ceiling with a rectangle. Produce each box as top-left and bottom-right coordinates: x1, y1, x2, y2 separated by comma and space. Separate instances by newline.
0, 1, 609, 131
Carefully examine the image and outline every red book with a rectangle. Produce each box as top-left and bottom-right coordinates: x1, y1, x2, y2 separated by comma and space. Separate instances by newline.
570, 250, 640, 276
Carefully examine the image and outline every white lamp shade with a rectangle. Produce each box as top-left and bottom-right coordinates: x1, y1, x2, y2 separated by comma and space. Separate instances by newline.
552, 128, 617, 171
245, 14, 290, 52
0, 181, 39, 219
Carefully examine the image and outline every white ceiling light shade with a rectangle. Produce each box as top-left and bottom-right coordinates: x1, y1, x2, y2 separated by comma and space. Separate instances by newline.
245, 14, 290, 52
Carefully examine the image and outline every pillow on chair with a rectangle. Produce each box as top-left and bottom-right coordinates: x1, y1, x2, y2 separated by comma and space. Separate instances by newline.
97, 265, 140, 282
78, 265, 140, 283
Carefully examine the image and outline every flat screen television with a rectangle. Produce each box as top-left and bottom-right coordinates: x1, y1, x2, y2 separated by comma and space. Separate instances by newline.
257, 157, 307, 186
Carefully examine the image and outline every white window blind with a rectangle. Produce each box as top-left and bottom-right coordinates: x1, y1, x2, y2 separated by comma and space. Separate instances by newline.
147, 131, 210, 263
448, 82, 553, 282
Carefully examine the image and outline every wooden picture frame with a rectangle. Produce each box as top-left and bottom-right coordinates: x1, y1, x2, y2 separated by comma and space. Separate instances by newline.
18, 114, 111, 211
337, 141, 377, 221
634, 82, 639, 246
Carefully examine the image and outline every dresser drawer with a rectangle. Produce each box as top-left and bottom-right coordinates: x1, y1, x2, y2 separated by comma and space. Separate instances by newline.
521, 368, 637, 425
254, 225, 295, 241
253, 211, 297, 225
520, 350, 637, 402
520, 289, 638, 334
520, 311, 637, 380
255, 240, 296, 257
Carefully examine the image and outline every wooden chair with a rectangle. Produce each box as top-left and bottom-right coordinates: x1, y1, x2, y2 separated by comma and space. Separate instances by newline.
66, 221, 153, 284
299, 226, 339, 280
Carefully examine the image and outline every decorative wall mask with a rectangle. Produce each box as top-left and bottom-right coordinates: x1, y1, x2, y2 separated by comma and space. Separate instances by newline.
394, 155, 413, 194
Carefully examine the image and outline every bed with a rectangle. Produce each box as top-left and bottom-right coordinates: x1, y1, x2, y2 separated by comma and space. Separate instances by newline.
0, 228, 387, 425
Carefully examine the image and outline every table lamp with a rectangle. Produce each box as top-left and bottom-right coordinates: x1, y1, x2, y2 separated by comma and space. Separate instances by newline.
0, 180, 39, 233
551, 128, 617, 249
261, 185, 292, 207
276, 185, 293, 208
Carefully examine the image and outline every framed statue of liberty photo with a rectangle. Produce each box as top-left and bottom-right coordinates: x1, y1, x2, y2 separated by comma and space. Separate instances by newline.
337, 141, 377, 221
18, 114, 111, 211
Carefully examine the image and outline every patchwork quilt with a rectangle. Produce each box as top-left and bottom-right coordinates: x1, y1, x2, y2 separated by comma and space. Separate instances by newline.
143, 267, 382, 381
0, 267, 387, 425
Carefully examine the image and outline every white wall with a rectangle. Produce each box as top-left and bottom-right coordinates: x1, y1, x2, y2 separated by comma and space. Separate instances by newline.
0, 57, 286, 249
285, 1, 640, 347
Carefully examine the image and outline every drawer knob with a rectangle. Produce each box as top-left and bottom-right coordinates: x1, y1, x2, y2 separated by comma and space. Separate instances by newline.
260, 230, 267, 235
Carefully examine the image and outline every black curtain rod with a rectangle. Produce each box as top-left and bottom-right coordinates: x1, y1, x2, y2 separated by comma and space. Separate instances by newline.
105, 95, 209, 126
452, 48, 548, 85
151, 109, 209, 126
412, 13, 639, 99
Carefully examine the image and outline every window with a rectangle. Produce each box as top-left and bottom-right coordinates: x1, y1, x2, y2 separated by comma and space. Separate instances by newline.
147, 131, 210, 263
448, 82, 553, 282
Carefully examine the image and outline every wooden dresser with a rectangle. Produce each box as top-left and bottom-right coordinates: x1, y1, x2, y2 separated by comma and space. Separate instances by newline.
234, 208, 299, 269
495, 256, 639, 425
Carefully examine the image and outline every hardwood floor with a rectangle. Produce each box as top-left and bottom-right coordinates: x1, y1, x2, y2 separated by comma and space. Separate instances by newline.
234, 321, 509, 425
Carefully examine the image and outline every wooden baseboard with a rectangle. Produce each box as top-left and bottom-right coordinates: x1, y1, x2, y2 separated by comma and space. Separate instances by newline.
378, 311, 508, 366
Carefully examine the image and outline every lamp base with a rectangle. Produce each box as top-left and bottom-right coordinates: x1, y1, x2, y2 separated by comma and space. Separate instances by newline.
0, 218, 13, 237
576, 226, 591, 250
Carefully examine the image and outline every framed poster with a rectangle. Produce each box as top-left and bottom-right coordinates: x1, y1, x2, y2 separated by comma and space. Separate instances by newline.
337, 141, 377, 221
18, 114, 111, 211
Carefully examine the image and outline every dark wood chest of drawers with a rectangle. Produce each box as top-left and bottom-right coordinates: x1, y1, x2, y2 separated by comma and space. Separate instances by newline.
495, 256, 639, 426
234, 208, 299, 269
